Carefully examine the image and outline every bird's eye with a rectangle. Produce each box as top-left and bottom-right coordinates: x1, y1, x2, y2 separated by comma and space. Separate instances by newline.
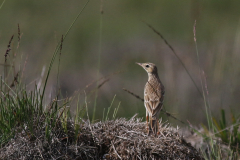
145, 65, 149, 68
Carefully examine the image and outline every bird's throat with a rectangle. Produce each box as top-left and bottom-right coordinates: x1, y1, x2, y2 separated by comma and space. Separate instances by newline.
148, 73, 159, 82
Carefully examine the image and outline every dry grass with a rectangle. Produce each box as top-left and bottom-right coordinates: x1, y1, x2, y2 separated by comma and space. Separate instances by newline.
0, 115, 203, 160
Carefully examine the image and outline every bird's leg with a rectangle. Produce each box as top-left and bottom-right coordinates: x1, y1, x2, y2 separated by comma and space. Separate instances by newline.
146, 111, 150, 135
157, 119, 160, 136
146, 115, 149, 132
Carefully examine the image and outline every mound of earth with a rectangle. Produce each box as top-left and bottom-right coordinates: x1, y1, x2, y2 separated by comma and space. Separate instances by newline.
0, 116, 203, 159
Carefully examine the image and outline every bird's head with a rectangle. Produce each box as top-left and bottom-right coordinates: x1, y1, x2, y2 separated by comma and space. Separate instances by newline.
136, 62, 158, 74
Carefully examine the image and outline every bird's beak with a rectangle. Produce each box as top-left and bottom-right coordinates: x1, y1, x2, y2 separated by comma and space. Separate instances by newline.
136, 62, 142, 66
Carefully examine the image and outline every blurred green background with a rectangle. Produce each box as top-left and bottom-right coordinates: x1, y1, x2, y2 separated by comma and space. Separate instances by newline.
1, 0, 240, 126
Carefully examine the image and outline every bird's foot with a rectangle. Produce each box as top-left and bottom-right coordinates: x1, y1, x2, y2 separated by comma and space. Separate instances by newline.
146, 126, 149, 134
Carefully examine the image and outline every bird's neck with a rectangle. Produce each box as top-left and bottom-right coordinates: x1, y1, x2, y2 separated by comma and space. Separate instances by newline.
148, 72, 160, 82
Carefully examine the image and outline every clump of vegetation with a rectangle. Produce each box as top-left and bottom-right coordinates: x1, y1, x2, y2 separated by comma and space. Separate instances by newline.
196, 109, 240, 159
0, 114, 203, 159
212, 109, 240, 152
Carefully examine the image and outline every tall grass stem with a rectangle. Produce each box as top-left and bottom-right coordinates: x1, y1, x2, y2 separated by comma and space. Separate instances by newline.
0, 0, 6, 10
92, 1, 104, 122
40, 0, 89, 108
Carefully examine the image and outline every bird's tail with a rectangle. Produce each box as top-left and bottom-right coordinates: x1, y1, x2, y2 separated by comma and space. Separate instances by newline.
150, 118, 159, 135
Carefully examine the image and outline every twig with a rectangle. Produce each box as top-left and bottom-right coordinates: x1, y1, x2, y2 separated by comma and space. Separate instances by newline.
71, 70, 122, 99
123, 88, 144, 102
57, 35, 64, 93
122, 88, 186, 125
10, 72, 19, 88
17, 23, 22, 50
4, 35, 14, 62
97, 78, 110, 89
143, 21, 203, 99
116, 136, 128, 140
21, 55, 28, 79
86, 70, 123, 88
111, 141, 122, 160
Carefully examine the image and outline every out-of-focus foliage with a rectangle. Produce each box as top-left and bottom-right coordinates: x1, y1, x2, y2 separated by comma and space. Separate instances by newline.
212, 109, 240, 152
1, 1, 240, 124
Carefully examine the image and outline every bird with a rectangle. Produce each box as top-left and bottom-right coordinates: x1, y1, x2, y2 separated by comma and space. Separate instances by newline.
136, 62, 165, 136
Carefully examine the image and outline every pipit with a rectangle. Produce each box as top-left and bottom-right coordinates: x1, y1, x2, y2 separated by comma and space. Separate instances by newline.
136, 62, 165, 135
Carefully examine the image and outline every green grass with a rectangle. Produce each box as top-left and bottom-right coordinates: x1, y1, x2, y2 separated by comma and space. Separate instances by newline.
193, 21, 240, 159
0, 0, 90, 147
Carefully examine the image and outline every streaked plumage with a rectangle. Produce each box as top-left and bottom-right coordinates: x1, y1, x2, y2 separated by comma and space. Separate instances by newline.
136, 62, 165, 135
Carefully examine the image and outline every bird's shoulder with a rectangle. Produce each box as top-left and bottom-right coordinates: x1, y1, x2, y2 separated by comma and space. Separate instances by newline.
144, 81, 161, 94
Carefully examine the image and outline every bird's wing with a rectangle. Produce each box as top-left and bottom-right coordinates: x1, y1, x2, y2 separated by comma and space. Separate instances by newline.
144, 93, 163, 117
144, 81, 164, 117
